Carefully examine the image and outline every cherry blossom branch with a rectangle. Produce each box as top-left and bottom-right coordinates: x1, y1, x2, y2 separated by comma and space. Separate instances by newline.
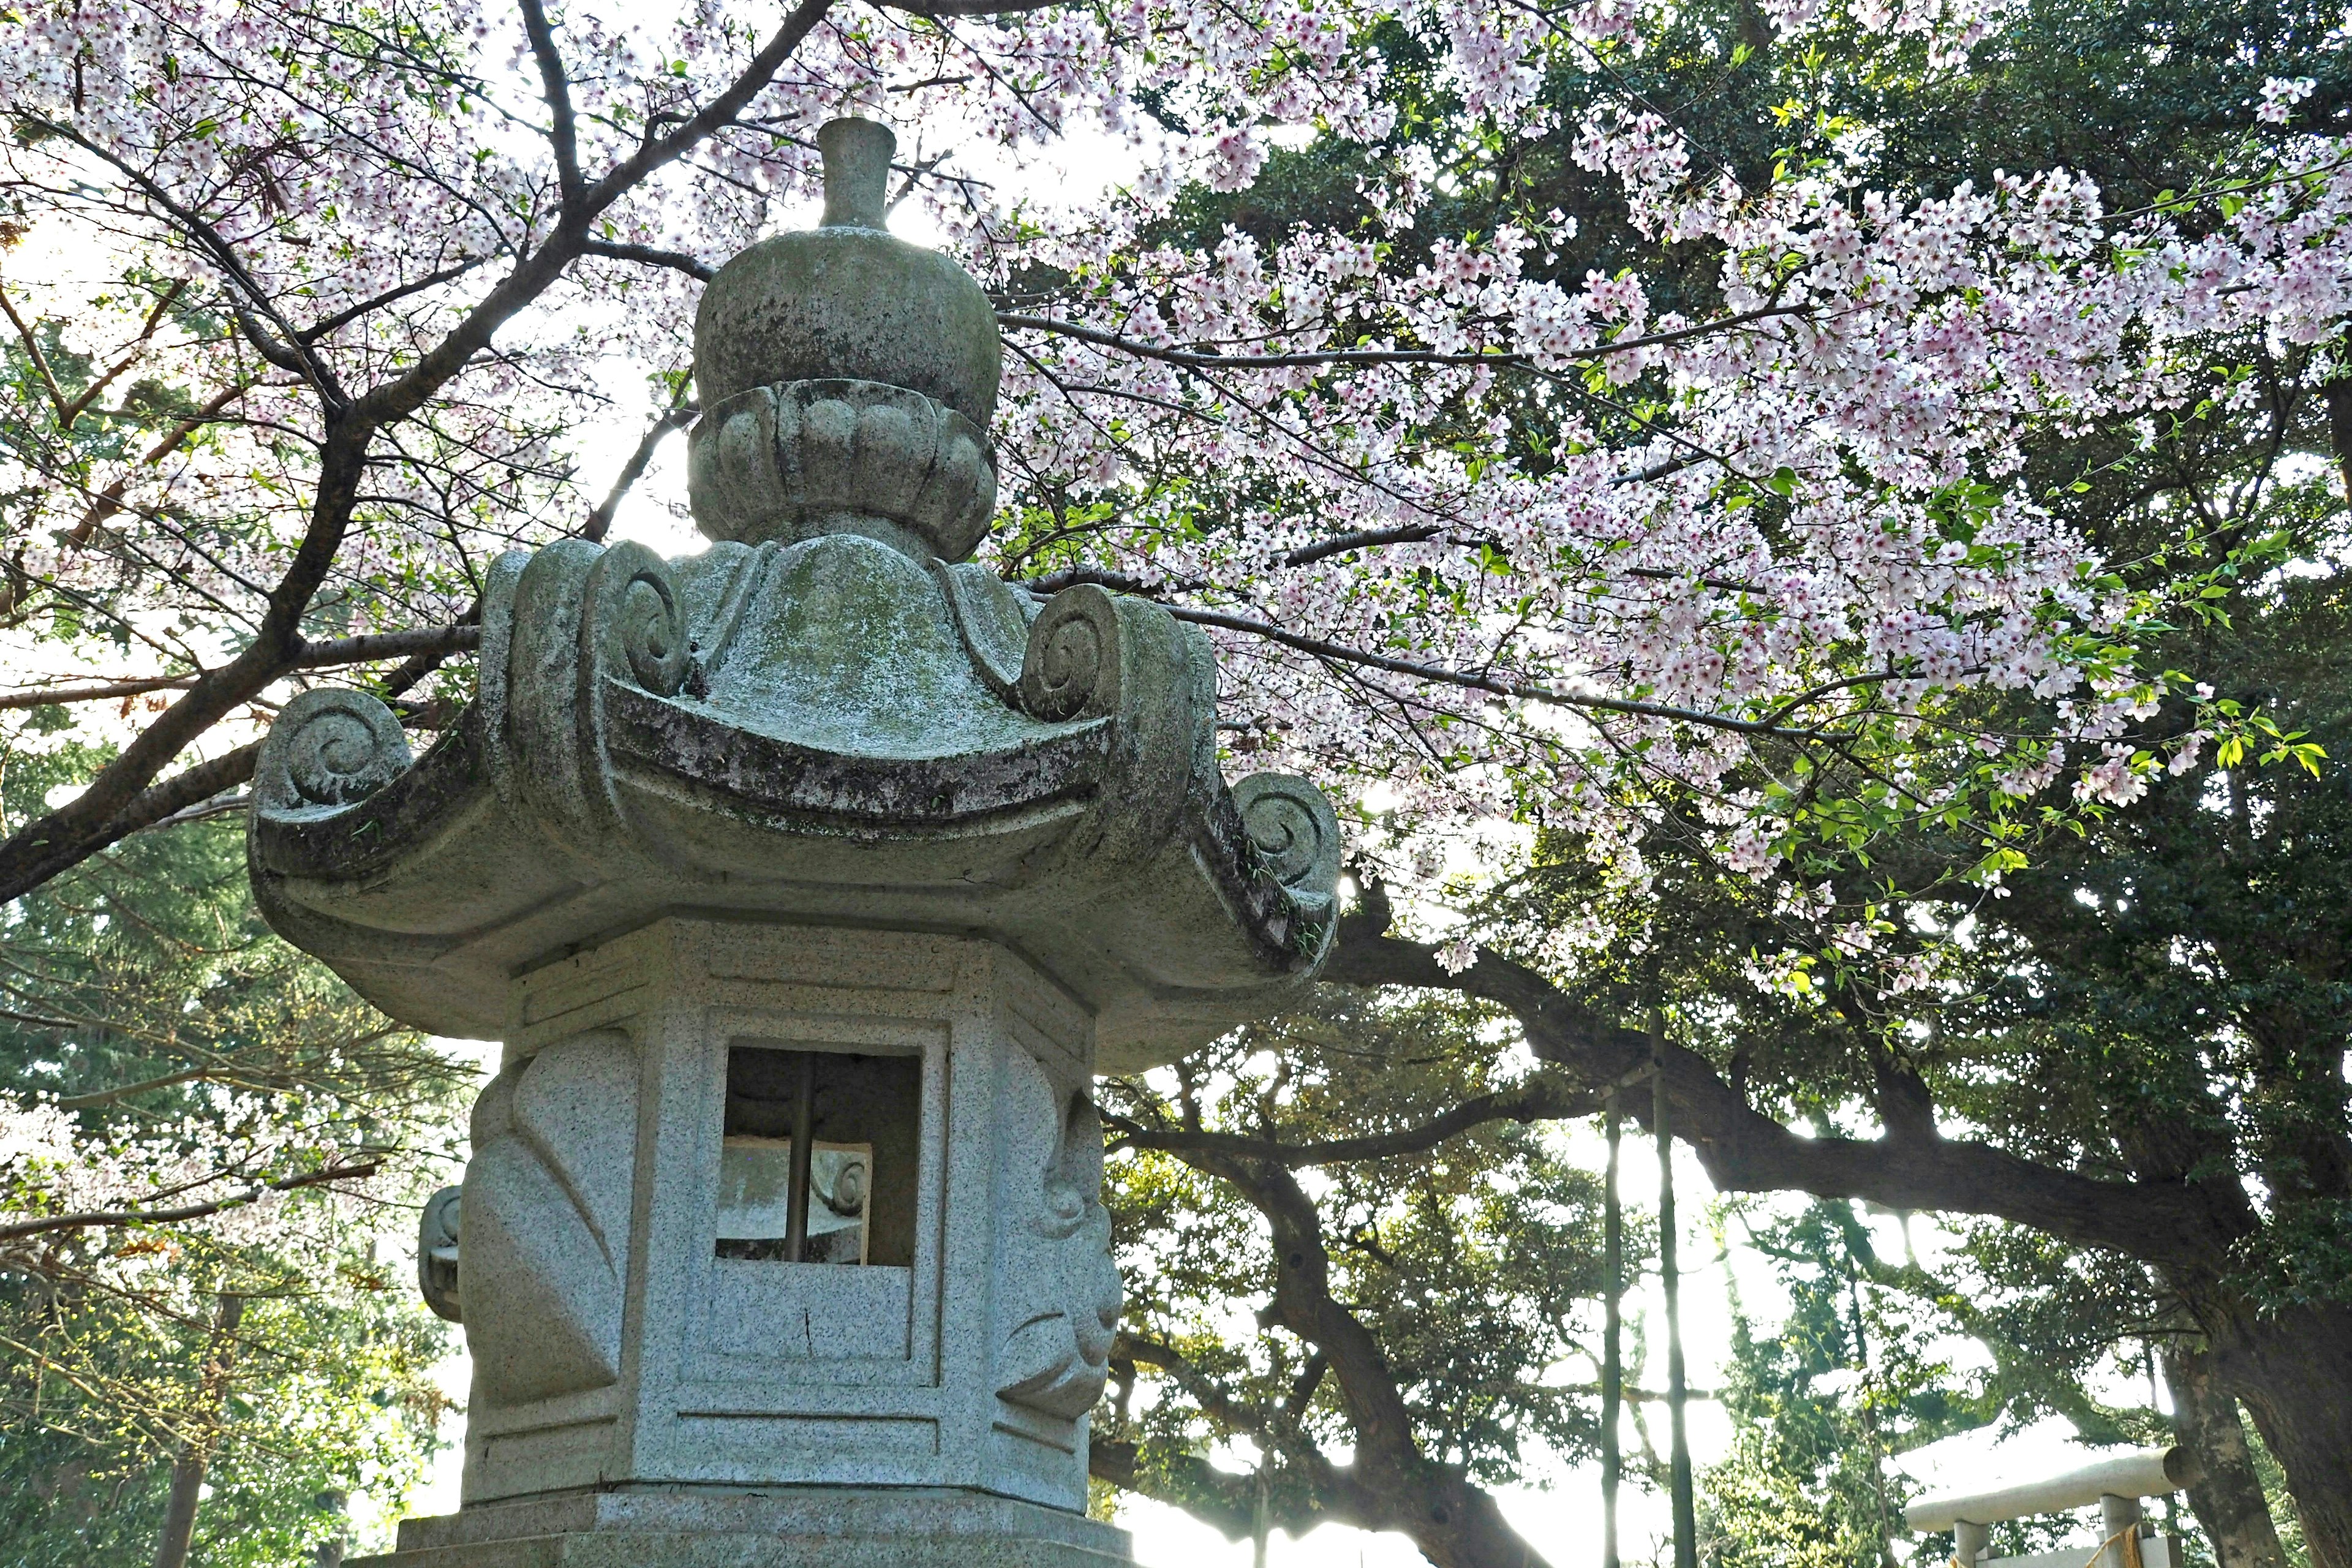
579, 239, 715, 280
2103, 153, 2352, 224
20, 119, 348, 407
52, 1069, 225, 1113
0, 624, 472, 876
584, 403, 698, 541
66, 382, 257, 547
997, 300, 1809, 371
0, 624, 484, 714
1147, 1109, 1556, 1567
1755, 665, 1988, 729
516, 0, 584, 213
296, 254, 492, 343
879, 0, 1121, 13
1033, 590, 1826, 739
0, 0, 840, 908
130, 793, 255, 835
1278, 523, 1763, 590
0, 1158, 386, 1244
0, 674, 200, 712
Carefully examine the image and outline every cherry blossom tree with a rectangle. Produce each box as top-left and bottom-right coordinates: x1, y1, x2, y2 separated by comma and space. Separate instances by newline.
3, 0, 2342, 906
4, 0, 2351, 1551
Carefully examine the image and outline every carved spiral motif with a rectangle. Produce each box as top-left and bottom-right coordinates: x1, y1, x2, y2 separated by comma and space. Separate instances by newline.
582, 541, 690, 698
1019, 584, 1123, 723
273, 688, 413, 809
417, 1185, 463, 1324
1232, 772, 1341, 899
619, 569, 689, 695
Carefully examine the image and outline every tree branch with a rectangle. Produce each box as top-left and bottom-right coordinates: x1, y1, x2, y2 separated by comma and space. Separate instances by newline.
997, 301, 1809, 372
0, 0, 837, 908
298, 255, 490, 343
1150, 600, 1820, 739
580, 239, 715, 281
0, 1159, 384, 1243
1322, 907, 2255, 1271
1016, 575, 1812, 736
584, 404, 698, 541
517, 0, 584, 212
1104, 1076, 1595, 1166
1087, 1437, 1350, 1542
0, 624, 481, 714
1174, 1145, 1555, 1568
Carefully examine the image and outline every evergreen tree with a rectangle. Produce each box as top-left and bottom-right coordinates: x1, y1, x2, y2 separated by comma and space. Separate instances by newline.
0, 736, 466, 1563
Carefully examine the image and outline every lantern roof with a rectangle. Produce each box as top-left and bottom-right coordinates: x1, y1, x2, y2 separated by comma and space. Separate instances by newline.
247, 120, 1341, 1071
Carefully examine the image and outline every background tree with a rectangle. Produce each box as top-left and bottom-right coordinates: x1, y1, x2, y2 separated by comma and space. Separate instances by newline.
1699, 1199, 2263, 1568
1274, 0, 2352, 1551
1095, 993, 1623, 1568
0, 737, 465, 1564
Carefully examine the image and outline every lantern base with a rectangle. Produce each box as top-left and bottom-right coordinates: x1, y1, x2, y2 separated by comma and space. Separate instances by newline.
353, 1487, 1133, 1567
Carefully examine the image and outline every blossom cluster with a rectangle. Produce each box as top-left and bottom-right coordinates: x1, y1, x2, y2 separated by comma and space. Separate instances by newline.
1, 1085, 404, 1305
0, 0, 2343, 954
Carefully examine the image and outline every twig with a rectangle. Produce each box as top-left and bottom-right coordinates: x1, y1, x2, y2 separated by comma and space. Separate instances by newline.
0, 1160, 386, 1243
0, 623, 483, 713
579, 239, 715, 282
1026, 587, 1823, 740
997, 301, 1809, 371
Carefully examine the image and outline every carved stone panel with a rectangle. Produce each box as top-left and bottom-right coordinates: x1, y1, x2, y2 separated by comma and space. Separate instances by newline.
461, 1030, 639, 1408
993, 1046, 1122, 1423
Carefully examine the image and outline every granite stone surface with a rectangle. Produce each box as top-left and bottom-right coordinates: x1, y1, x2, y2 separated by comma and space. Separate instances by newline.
247, 527, 1338, 1071
353, 1488, 1135, 1568
427, 921, 1131, 1510
252, 113, 1341, 1568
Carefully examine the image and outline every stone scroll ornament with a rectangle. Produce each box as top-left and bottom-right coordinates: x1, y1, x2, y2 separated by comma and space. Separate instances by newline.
417, 1186, 462, 1322
1232, 772, 1343, 921
254, 687, 414, 814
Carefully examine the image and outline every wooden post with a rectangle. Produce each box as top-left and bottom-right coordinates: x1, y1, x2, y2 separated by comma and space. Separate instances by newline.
1654, 1035, 1696, 1568
1602, 1087, 1624, 1568
1253, 1460, 1270, 1568
153, 1291, 245, 1568
784, 1050, 816, 1262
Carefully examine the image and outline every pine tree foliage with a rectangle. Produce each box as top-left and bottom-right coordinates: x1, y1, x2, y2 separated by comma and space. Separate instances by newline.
0, 739, 467, 1564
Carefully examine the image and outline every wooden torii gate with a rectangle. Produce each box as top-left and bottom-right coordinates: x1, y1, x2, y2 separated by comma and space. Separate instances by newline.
1906, 1447, 2204, 1568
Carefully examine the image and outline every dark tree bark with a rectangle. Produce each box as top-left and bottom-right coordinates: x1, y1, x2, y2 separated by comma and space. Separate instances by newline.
2207, 1307, 2352, 1568
2164, 1342, 2288, 1568
1104, 1107, 1556, 1568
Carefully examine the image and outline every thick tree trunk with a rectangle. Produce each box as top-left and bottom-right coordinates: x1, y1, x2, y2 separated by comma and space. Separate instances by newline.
2212, 1303, 2352, 1568
2163, 1343, 2286, 1568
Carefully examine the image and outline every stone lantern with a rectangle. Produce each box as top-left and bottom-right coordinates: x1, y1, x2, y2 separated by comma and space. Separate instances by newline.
248, 117, 1341, 1567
